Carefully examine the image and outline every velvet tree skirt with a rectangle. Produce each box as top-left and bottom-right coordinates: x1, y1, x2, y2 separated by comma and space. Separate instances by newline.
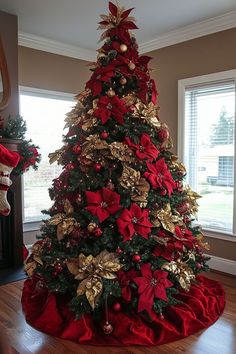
21, 275, 225, 346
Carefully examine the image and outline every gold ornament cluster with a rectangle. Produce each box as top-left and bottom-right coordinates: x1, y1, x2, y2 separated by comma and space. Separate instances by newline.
162, 259, 195, 291
66, 250, 121, 309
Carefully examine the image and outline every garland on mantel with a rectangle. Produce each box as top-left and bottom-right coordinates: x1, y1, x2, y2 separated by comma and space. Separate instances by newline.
0, 115, 41, 175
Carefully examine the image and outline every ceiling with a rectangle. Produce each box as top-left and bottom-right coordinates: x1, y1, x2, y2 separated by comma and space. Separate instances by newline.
1, 0, 236, 60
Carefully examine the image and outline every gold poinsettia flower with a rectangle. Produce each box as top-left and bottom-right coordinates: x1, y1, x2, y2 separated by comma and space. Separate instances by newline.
132, 100, 161, 129
151, 203, 182, 233
48, 146, 65, 165
81, 134, 110, 163
47, 199, 78, 241
162, 258, 195, 291
24, 242, 43, 277
120, 165, 150, 207
109, 142, 136, 163
196, 231, 210, 251
169, 155, 186, 176
75, 89, 91, 103
184, 186, 201, 215
66, 250, 121, 309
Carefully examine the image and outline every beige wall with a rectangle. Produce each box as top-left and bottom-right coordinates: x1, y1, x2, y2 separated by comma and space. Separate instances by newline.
19, 46, 90, 94
19, 28, 236, 260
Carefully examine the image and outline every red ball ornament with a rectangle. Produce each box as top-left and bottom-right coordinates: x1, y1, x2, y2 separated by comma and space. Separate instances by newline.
52, 271, 58, 277
116, 247, 123, 255
101, 131, 109, 139
94, 163, 102, 172
113, 302, 121, 312
158, 129, 169, 142
73, 145, 81, 154
132, 254, 141, 263
177, 201, 190, 215
94, 228, 102, 237
103, 321, 113, 335
196, 262, 202, 270
76, 194, 82, 204
55, 264, 63, 273
160, 189, 167, 196
66, 163, 74, 170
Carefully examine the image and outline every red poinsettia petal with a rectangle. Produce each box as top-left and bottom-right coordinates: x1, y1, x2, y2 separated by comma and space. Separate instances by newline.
134, 225, 150, 238
130, 203, 143, 218
154, 285, 168, 302
92, 81, 102, 96
122, 21, 138, 30
85, 190, 102, 205
109, 2, 118, 16
139, 55, 152, 66
100, 109, 111, 124
122, 286, 132, 302
96, 208, 110, 222
133, 276, 150, 294
137, 287, 154, 314
121, 8, 134, 19
99, 20, 109, 25
140, 263, 152, 278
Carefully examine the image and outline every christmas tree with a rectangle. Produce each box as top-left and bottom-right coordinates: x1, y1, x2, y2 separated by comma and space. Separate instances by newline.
22, 2, 225, 345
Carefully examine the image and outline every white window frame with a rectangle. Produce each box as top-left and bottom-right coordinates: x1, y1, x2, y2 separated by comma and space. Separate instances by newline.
178, 69, 236, 242
19, 86, 75, 232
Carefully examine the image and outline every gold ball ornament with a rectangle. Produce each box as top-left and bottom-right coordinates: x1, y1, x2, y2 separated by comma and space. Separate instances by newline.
120, 43, 128, 52
128, 62, 136, 71
119, 77, 127, 85
107, 88, 115, 97
87, 222, 97, 233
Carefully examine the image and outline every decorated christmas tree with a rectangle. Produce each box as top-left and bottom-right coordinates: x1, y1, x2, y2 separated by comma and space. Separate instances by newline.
22, 2, 225, 346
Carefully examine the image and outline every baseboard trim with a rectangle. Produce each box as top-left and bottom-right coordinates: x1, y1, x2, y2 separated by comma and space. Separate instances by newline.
207, 255, 236, 276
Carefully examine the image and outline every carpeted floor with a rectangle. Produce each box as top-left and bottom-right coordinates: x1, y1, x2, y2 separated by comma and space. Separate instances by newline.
0, 266, 27, 286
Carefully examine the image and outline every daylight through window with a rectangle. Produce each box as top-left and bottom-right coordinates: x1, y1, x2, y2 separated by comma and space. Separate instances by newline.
178, 71, 236, 235
20, 89, 74, 223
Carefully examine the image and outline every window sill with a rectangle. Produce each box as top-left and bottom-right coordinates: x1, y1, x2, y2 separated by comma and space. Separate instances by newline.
203, 228, 236, 242
23, 221, 42, 232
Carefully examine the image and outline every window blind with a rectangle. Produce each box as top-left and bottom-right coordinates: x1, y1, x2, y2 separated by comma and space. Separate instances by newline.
184, 80, 235, 233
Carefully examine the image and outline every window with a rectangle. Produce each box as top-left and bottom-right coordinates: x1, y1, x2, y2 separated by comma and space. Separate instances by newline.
178, 70, 236, 237
20, 88, 74, 224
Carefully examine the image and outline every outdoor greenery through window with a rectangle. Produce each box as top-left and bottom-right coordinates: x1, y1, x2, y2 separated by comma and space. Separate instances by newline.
179, 71, 236, 235
20, 89, 74, 223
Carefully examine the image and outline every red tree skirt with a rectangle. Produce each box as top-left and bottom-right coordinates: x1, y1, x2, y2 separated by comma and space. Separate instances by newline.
21, 275, 225, 346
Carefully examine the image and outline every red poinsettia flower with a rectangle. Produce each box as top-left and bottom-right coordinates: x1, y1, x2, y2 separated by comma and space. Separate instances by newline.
86, 65, 115, 96
153, 227, 196, 260
124, 133, 159, 161
133, 263, 173, 316
94, 95, 128, 125
116, 203, 152, 241
85, 187, 122, 222
144, 158, 176, 195
99, 2, 138, 31
174, 226, 196, 249
117, 268, 139, 302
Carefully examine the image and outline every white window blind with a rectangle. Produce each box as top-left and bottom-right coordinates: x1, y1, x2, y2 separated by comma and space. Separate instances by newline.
20, 89, 74, 223
179, 73, 236, 235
